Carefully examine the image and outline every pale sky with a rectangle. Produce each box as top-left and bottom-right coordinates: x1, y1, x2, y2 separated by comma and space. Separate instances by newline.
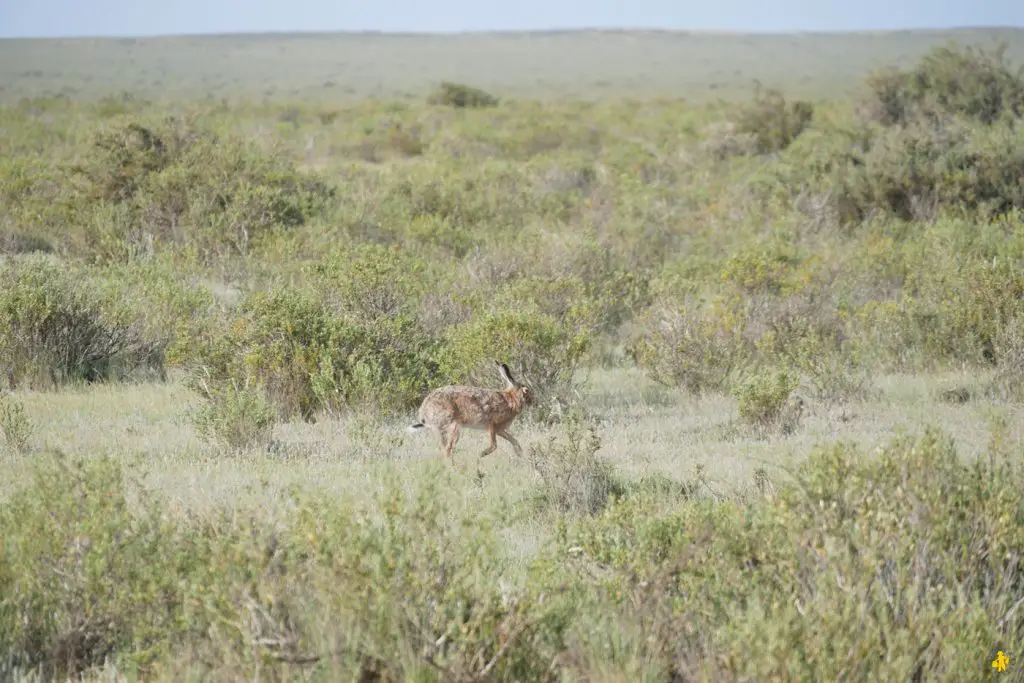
1, 0, 1022, 38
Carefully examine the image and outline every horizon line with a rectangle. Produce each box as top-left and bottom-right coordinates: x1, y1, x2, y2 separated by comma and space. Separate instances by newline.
2, 24, 1022, 42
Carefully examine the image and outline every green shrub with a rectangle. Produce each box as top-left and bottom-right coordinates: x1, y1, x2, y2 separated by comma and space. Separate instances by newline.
629, 302, 747, 395
862, 43, 1024, 126
308, 243, 429, 320
190, 377, 278, 451
992, 316, 1024, 401
0, 153, 72, 254
0, 257, 166, 390
0, 394, 33, 454
749, 289, 873, 405
385, 170, 511, 242
65, 118, 335, 262
0, 155, 60, 253
732, 366, 802, 435
440, 309, 591, 409
4, 428, 1023, 681
733, 87, 814, 153
553, 428, 1024, 681
292, 472, 566, 681
0, 455, 568, 681
850, 256, 1024, 370
719, 241, 807, 297
777, 45, 1024, 227
0, 454, 197, 677
427, 81, 499, 108
777, 335, 874, 405
832, 118, 1024, 222
188, 287, 440, 420
501, 271, 651, 339
93, 259, 216, 369
699, 120, 759, 159
528, 410, 624, 517
350, 121, 427, 163
387, 122, 425, 156
0, 229, 54, 255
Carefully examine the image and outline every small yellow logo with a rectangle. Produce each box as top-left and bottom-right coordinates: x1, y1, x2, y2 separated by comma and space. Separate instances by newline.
993, 650, 1010, 673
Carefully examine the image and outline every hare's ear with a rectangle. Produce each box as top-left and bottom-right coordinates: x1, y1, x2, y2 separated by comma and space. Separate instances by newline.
495, 360, 516, 388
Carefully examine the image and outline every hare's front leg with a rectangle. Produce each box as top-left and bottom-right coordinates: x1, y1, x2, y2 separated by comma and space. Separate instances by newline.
498, 429, 522, 458
480, 424, 498, 457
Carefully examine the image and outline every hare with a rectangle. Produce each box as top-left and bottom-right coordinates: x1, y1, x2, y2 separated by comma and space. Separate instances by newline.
409, 361, 531, 461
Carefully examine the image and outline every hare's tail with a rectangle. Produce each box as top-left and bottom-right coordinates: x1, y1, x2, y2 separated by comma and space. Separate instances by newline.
407, 422, 426, 433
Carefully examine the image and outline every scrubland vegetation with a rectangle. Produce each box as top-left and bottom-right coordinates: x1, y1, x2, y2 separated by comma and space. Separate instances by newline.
3, 35, 1024, 681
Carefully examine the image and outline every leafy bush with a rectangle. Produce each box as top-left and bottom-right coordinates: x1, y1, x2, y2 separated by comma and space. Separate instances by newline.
529, 411, 624, 517
294, 472, 566, 681
629, 302, 747, 395
733, 87, 814, 153
0, 257, 166, 390
779, 335, 874, 405
440, 309, 591, 409
190, 377, 278, 451
767, 45, 1024, 227
0, 154, 68, 254
553, 428, 1024, 681
862, 43, 1024, 126
732, 366, 802, 435
632, 250, 848, 398
4, 428, 1023, 681
0, 394, 33, 454
500, 271, 651, 339
66, 118, 335, 262
188, 287, 440, 420
309, 243, 429, 321
698, 121, 759, 159
352, 122, 427, 162
0, 454, 195, 677
850, 256, 1024, 370
386, 122, 426, 156
94, 259, 216, 369
0, 230, 53, 255
831, 117, 1024, 222
427, 81, 500, 108
0, 455, 568, 681
992, 316, 1024, 401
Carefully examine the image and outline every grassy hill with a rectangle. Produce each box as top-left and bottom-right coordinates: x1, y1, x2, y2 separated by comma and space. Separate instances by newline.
1, 27, 1023, 102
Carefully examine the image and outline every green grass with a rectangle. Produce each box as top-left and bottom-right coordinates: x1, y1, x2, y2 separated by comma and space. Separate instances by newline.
3, 37, 1024, 681
1, 28, 1024, 102
5, 366, 1015, 500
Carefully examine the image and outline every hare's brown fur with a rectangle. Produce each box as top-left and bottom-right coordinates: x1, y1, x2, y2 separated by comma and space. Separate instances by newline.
410, 361, 530, 460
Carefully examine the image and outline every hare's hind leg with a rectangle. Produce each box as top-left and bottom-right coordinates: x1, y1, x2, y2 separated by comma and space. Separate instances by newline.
498, 429, 523, 458
443, 422, 460, 460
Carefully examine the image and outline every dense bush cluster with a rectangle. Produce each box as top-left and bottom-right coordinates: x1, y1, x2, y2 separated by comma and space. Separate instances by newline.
2, 428, 1021, 680
1, 43, 1022, 428
187, 286, 440, 423
548, 428, 1024, 681
770, 43, 1024, 224
732, 86, 814, 153
1, 117, 335, 263
427, 81, 500, 108
0, 257, 167, 389
634, 44, 1024, 403
862, 43, 1024, 126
